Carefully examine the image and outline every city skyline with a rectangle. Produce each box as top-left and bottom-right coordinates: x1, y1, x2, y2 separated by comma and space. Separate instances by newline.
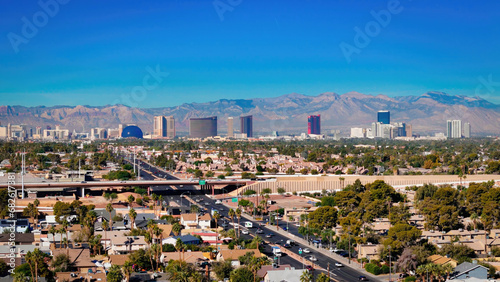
2, 1, 500, 107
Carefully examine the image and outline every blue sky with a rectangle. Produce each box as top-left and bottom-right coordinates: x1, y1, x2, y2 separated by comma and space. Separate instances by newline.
1, 0, 500, 107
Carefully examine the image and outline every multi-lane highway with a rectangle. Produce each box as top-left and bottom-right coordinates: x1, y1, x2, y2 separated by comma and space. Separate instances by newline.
135, 158, 378, 282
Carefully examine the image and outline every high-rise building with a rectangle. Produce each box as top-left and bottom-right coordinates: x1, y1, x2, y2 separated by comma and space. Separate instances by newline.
395, 123, 406, 137
406, 124, 412, 137
153, 116, 166, 137
240, 115, 253, 138
166, 116, 175, 138
464, 122, 471, 138
447, 120, 462, 138
189, 116, 217, 138
154, 116, 175, 138
308, 115, 321, 135
377, 111, 390, 124
227, 117, 234, 138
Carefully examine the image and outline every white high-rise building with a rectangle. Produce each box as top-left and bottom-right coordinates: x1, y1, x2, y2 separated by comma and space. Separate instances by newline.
464, 122, 471, 138
447, 120, 462, 138
350, 128, 365, 138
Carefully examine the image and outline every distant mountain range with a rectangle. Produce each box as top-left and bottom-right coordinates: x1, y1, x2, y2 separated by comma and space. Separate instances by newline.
1, 91, 499, 135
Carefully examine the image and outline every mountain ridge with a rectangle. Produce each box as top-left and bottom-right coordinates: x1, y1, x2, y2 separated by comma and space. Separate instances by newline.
1, 92, 499, 135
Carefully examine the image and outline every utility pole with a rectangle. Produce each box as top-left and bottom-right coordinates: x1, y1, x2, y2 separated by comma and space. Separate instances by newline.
348, 226, 351, 264
21, 149, 25, 199
388, 245, 392, 282
328, 262, 330, 281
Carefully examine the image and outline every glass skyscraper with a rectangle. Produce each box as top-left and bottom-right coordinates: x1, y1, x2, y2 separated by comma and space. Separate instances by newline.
377, 111, 390, 124
308, 115, 321, 134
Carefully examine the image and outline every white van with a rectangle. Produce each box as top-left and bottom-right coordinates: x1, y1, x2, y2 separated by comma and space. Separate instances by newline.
245, 221, 253, 228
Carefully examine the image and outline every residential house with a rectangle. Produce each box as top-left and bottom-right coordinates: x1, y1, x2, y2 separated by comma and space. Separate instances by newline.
0, 219, 29, 233
160, 251, 209, 265
163, 235, 200, 246
52, 248, 95, 273
180, 213, 212, 230
450, 261, 489, 280
55, 271, 106, 282
444, 229, 488, 242
216, 249, 261, 267
357, 244, 382, 261
109, 236, 147, 255
0, 233, 35, 246
428, 255, 458, 267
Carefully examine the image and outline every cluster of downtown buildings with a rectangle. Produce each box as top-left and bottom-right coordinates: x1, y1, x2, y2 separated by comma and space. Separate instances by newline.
0, 111, 472, 141
350, 111, 472, 139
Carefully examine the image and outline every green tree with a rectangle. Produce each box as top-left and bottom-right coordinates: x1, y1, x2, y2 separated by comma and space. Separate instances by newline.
383, 223, 422, 256
107, 264, 124, 282
212, 261, 234, 280
316, 273, 330, 282
51, 253, 74, 272
308, 206, 338, 230
165, 260, 199, 282
230, 267, 254, 282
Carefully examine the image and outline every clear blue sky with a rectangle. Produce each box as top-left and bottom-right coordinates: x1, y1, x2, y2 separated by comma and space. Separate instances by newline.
1, 0, 500, 107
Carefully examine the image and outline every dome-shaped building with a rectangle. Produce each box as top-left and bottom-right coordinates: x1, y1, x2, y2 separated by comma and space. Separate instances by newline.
121, 125, 143, 139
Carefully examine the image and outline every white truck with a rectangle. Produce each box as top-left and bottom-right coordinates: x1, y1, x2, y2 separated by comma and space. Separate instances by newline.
245, 221, 253, 228
272, 246, 282, 257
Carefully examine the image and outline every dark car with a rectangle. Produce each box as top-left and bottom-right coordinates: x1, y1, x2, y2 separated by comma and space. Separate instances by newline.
358, 276, 368, 281
339, 251, 349, 257
283, 243, 291, 248
256, 229, 264, 234
306, 265, 314, 271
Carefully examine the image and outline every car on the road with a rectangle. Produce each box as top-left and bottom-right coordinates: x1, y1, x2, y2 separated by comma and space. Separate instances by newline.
241, 229, 249, 235
215, 200, 222, 204
305, 265, 314, 271
196, 198, 202, 203
309, 256, 317, 261
256, 229, 264, 234
283, 243, 291, 248
295, 222, 300, 227
303, 248, 311, 253
204, 202, 209, 206
358, 276, 368, 281
265, 233, 273, 238
334, 262, 343, 267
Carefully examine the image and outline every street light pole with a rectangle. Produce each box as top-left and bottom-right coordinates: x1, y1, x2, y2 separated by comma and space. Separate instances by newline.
348, 227, 351, 264
388, 245, 392, 282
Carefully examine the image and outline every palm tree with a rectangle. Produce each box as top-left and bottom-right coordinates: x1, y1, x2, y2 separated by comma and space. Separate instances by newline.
62, 220, 69, 248
26, 249, 45, 282
144, 232, 154, 271
152, 194, 159, 217
213, 211, 220, 249
49, 225, 57, 247
102, 221, 109, 253
153, 226, 163, 270
228, 208, 235, 237
58, 227, 65, 249
442, 263, 454, 281
300, 270, 313, 282
23, 203, 39, 230
175, 238, 184, 261
106, 203, 114, 231
471, 212, 479, 230
128, 208, 137, 230
339, 177, 345, 189
236, 208, 242, 238
122, 260, 134, 282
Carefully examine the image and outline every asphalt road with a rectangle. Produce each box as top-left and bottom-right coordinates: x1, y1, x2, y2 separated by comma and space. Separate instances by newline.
127, 157, 378, 282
